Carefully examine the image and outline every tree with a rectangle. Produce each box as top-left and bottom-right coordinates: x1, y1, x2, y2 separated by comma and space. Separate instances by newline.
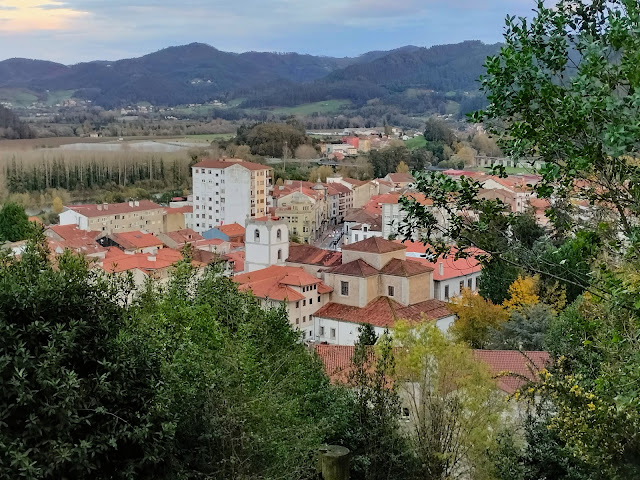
449, 288, 509, 348
395, 161, 409, 174
394, 322, 505, 480
52, 196, 64, 214
308, 165, 334, 182
488, 303, 556, 351
502, 275, 539, 312
0, 202, 34, 242
294, 144, 318, 159
356, 323, 378, 346
0, 237, 171, 478
345, 329, 412, 479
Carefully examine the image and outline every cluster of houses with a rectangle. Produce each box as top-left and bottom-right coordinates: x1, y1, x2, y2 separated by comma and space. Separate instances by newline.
12, 156, 553, 405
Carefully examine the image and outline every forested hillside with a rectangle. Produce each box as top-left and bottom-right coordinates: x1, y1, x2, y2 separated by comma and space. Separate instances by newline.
0, 41, 498, 110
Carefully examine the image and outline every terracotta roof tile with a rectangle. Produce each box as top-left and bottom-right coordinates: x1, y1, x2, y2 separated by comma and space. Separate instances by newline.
313, 297, 452, 328
218, 222, 245, 237
163, 228, 203, 245
65, 200, 163, 218
234, 265, 332, 302
342, 236, 406, 254
380, 258, 433, 277
109, 231, 163, 250
286, 244, 342, 268
326, 259, 379, 277
100, 248, 183, 273
472, 350, 550, 394
398, 241, 483, 281
386, 173, 415, 183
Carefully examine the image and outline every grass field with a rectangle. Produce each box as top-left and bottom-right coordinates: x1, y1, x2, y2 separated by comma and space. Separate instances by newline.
45, 90, 75, 106
269, 100, 351, 116
0, 88, 39, 107
404, 136, 427, 150
164, 133, 235, 143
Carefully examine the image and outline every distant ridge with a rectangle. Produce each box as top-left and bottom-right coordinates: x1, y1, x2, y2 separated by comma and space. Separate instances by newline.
0, 41, 500, 109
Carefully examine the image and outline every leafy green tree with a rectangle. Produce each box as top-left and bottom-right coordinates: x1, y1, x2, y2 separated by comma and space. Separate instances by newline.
487, 303, 556, 351
0, 202, 34, 242
0, 236, 171, 479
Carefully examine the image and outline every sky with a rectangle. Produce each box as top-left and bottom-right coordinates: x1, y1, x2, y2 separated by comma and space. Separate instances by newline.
0, 0, 535, 64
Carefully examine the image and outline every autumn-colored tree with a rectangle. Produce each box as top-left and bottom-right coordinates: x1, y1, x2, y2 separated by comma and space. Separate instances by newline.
307, 165, 334, 183
449, 288, 508, 348
52, 196, 64, 214
395, 161, 409, 174
294, 144, 318, 159
394, 322, 505, 480
503, 275, 540, 311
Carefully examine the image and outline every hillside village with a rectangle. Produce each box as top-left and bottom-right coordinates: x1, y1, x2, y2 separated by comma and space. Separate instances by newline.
3, 154, 563, 391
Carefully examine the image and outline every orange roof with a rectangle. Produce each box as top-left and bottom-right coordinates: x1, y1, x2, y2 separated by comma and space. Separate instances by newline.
28, 216, 43, 225
192, 157, 271, 171
65, 200, 163, 218
234, 265, 332, 302
380, 258, 433, 276
314, 345, 358, 383
398, 241, 483, 281
46, 225, 105, 255
165, 206, 193, 214
218, 222, 245, 237
252, 215, 282, 222
164, 228, 203, 245
286, 243, 342, 268
386, 173, 415, 183
224, 251, 245, 273
100, 248, 183, 273
472, 350, 550, 394
326, 259, 379, 277
313, 297, 452, 328
109, 231, 163, 250
342, 177, 367, 187
342, 236, 406, 254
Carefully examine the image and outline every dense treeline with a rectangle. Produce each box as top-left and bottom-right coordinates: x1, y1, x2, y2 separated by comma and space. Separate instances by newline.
2, 151, 192, 194
0, 105, 34, 139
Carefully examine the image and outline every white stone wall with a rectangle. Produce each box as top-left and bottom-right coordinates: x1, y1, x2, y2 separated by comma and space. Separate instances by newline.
244, 219, 289, 272
433, 272, 482, 301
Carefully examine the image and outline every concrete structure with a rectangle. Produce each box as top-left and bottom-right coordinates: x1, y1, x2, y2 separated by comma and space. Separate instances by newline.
275, 190, 327, 244
244, 216, 289, 272
191, 158, 272, 233
59, 200, 166, 235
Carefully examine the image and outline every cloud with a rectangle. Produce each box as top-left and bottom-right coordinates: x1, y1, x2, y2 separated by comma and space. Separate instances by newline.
0, 0, 533, 63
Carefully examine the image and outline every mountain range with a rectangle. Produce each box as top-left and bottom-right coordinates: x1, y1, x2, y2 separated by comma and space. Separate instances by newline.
0, 42, 499, 110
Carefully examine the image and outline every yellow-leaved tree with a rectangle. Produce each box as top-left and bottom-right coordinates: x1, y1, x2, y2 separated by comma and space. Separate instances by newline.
396, 161, 409, 173
449, 288, 508, 348
52, 196, 64, 214
502, 275, 539, 311
393, 322, 505, 480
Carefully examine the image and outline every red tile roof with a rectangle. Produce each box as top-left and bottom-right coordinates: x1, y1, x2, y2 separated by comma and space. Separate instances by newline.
315, 345, 550, 391
252, 215, 283, 222
224, 251, 245, 273
398, 241, 483, 281
192, 157, 271, 171
109, 231, 163, 250
472, 350, 551, 394
100, 248, 183, 273
342, 177, 367, 187
326, 259, 379, 277
65, 200, 163, 218
314, 297, 452, 328
342, 236, 406, 254
164, 228, 203, 245
286, 243, 342, 268
234, 265, 332, 302
380, 258, 433, 277
218, 222, 245, 237
45, 225, 106, 256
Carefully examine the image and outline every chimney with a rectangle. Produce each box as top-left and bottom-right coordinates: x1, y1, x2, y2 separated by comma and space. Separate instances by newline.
147, 256, 156, 262
97, 204, 102, 211
134, 200, 139, 207
438, 262, 444, 276
103, 203, 108, 210
129, 201, 134, 207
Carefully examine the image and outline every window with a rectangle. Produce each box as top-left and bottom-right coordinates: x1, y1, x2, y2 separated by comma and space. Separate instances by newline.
354, 234, 359, 242
330, 328, 336, 339
296, 301, 299, 308
402, 407, 410, 418
388, 285, 395, 297
303, 316, 306, 322
296, 318, 299, 325
340, 281, 349, 296
468, 278, 473, 289
319, 326, 325, 336
277, 249, 282, 260
254, 229, 260, 242
444, 285, 450, 300
303, 300, 306, 306
276, 229, 282, 240
460, 280, 464, 292
309, 298, 313, 305
318, 296, 321, 302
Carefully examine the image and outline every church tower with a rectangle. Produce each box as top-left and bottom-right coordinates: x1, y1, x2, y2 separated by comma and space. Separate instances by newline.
244, 216, 289, 272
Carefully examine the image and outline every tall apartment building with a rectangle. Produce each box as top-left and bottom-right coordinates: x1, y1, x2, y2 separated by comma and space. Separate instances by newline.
59, 200, 166, 235
191, 158, 272, 233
